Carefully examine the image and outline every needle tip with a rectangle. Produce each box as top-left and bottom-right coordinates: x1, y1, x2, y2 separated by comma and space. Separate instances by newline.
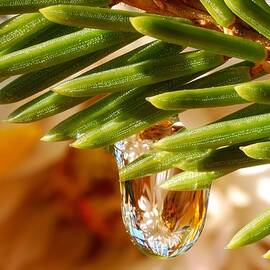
41, 133, 60, 142
39, 7, 51, 18
7, 114, 20, 123
263, 251, 270, 259
225, 239, 240, 250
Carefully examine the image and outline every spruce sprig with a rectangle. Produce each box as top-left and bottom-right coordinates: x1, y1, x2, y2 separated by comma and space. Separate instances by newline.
1, 0, 270, 258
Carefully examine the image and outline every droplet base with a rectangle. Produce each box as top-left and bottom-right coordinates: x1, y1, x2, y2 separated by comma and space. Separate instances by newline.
120, 171, 209, 258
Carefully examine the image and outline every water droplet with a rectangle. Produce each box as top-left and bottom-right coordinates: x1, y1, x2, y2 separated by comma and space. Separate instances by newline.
113, 133, 210, 259
120, 173, 209, 258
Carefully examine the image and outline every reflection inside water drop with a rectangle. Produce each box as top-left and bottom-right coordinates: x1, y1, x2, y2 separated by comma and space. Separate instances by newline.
120, 173, 209, 258
114, 133, 210, 258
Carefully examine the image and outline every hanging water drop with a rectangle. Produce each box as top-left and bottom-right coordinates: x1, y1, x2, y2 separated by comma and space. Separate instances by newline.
113, 120, 210, 258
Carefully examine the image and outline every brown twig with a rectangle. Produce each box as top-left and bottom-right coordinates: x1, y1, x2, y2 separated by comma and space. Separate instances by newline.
182, 0, 206, 11
121, 0, 213, 22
